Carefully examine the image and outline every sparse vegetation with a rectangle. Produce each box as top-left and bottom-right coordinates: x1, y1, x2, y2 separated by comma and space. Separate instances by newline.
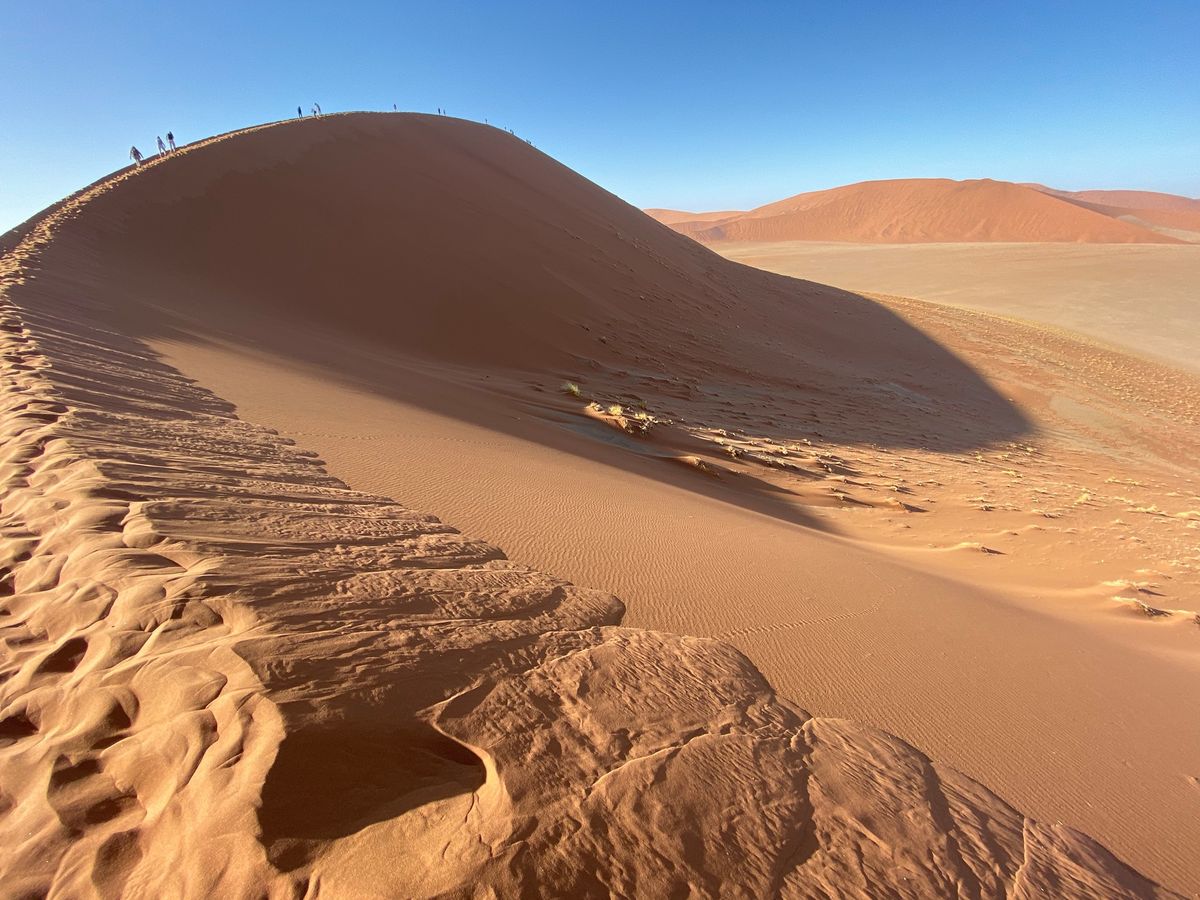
627, 410, 656, 435
561, 381, 582, 397
582, 399, 659, 436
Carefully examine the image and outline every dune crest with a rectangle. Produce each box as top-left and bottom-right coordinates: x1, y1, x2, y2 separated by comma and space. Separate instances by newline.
0, 115, 1180, 897
650, 178, 1189, 244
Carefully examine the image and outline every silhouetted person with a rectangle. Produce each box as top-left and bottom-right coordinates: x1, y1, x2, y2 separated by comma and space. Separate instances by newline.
130, 146, 143, 166
313, 102, 322, 115
167, 131, 176, 151
156, 135, 167, 156
393, 103, 397, 111
298, 105, 303, 118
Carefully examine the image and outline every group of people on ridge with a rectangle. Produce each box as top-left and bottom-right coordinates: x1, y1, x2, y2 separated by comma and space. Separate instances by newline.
129, 131, 176, 166
126, 101, 477, 171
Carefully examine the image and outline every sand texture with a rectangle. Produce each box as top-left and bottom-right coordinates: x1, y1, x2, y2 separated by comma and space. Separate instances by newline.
713, 241, 1200, 373
648, 178, 1195, 244
1, 114, 1192, 897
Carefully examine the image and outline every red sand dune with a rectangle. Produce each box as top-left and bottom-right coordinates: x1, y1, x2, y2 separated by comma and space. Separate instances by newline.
650, 178, 1188, 243
0, 114, 1189, 897
1029, 185, 1200, 212
1023, 186, 1200, 237
642, 207, 744, 225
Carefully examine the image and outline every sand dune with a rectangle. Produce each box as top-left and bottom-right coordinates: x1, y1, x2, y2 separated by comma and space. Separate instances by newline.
650, 178, 1188, 243
642, 207, 744, 225
1014, 185, 1200, 241
1028, 185, 1200, 213
2, 113, 1194, 896
1034, 188, 1200, 242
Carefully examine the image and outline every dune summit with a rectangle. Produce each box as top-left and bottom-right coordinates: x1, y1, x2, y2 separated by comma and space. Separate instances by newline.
0, 113, 1184, 897
650, 177, 1192, 244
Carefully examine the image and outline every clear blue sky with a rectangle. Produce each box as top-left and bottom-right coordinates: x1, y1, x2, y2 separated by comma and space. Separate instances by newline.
3, 1, 1198, 229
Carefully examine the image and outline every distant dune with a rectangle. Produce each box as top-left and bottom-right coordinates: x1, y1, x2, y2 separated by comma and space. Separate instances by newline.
642, 207, 744, 225
1024, 185, 1200, 241
1028, 185, 1200, 212
648, 177, 1193, 243
2, 114, 1195, 897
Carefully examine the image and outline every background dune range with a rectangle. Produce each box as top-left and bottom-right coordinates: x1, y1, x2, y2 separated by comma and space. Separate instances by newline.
1, 113, 1197, 897
648, 179, 1200, 375
647, 178, 1200, 245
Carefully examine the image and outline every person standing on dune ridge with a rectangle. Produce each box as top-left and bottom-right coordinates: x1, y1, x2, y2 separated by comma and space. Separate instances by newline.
297, 105, 303, 118
129, 146, 143, 166
156, 136, 167, 156
167, 131, 176, 151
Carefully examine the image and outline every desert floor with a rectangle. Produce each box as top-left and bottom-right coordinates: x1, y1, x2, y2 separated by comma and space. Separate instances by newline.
715, 241, 1200, 373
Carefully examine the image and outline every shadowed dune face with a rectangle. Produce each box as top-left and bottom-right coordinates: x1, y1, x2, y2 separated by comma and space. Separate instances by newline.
38, 114, 1029, 458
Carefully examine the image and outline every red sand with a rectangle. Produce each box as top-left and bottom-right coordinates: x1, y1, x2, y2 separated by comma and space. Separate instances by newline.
1, 114, 1194, 898
650, 178, 1188, 243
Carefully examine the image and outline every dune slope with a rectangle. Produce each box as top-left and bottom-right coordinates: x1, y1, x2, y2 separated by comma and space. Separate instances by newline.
0, 114, 1181, 897
18, 118, 1031, 455
654, 178, 1185, 244
1037, 188, 1200, 241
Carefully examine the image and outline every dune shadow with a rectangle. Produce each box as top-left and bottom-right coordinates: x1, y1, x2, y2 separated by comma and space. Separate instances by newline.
88, 275, 1034, 537
701, 271, 1035, 455
258, 723, 486, 868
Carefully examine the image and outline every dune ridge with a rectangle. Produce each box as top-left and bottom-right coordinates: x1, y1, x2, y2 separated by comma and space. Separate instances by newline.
0, 115, 1180, 897
1027, 185, 1200, 212
1030, 187, 1200, 241
650, 178, 1189, 244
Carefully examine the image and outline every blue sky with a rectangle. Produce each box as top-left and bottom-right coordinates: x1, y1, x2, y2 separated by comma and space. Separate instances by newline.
3, 1, 1198, 229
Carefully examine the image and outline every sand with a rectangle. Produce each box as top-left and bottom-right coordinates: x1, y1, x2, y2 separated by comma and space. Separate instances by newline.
713, 241, 1200, 373
648, 178, 1191, 244
642, 207, 745, 225
2, 113, 1196, 897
